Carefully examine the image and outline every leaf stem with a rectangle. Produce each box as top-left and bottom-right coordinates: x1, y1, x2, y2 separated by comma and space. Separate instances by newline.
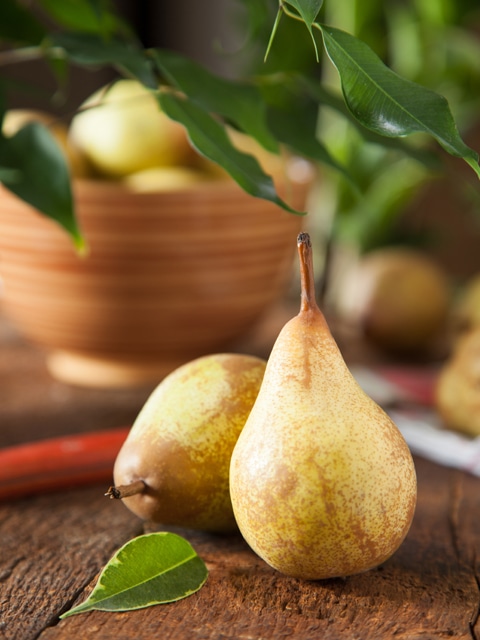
264, 7, 284, 62
106, 480, 146, 500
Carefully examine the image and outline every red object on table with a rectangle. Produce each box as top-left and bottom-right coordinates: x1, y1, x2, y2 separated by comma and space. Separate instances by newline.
0, 369, 438, 502
0, 427, 130, 501
378, 366, 438, 406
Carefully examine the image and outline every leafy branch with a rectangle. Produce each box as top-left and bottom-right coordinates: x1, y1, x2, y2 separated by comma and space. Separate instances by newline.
271, 0, 480, 175
0, 0, 478, 248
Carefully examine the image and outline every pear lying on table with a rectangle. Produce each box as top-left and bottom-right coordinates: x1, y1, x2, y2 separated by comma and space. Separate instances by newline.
229, 232, 417, 580
107, 353, 266, 532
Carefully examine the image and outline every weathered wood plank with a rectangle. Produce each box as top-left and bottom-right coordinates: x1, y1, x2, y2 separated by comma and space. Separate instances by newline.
0, 457, 474, 640
453, 468, 480, 637
2, 311, 480, 639
0, 488, 143, 640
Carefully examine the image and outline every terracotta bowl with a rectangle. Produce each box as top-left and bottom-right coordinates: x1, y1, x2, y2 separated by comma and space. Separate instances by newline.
0, 173, 310, 387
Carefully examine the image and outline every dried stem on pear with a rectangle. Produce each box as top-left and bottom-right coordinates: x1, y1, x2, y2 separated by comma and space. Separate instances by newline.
105, 479, 146, 500
297, 232, 319, 314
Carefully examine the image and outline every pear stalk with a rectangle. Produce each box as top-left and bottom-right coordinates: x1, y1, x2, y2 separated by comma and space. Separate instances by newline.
105, 479, 146, 500
298, 232, 319, 314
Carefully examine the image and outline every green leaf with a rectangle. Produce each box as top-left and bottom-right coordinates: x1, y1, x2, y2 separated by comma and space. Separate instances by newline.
60, 533, 208, 617
159, 92, 306, 216
0, 0, 46, 44
49, 32, 157, 89
286, 0, 323, 29
319, 25, 480, 178
284, 0, 324, 60
266, 103, 352, 183
38, 0, 129, 36
0, 123, 84, 251
0, 167, 21, 182
152, 49, 278, 153
286, 0, 323, 25
295, 74, 441, 169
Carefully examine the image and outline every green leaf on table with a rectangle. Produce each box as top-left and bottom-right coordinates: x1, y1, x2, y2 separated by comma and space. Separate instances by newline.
153, 49, 278, 153
319, 25, 480, 179
60, 533, 208, 618
0, 122, 84, 251
49, 32, 157, 89
159, 92, 306, 215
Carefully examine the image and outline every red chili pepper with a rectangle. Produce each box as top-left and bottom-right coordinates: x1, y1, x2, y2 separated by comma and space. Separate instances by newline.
0, 427, 130, 501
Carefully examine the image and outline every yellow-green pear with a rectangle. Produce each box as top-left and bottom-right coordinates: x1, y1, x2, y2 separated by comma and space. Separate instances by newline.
229, 233, 417, 580
69, 80, 194, 178
124, 166, 208, 192
335, 247, 450, 353
435, 327, 480, 436
108, 353, 266, 532
453, 273, 480, 332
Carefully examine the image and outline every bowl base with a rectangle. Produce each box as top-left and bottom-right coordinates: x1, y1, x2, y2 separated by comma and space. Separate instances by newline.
47, 350, 183, 388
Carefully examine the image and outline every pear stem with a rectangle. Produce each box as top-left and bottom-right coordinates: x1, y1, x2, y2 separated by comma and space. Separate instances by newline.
105, 479, 146, 500
297, 232, 319, 313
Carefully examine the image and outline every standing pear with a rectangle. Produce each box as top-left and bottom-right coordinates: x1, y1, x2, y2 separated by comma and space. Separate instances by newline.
229, 233, 417, 580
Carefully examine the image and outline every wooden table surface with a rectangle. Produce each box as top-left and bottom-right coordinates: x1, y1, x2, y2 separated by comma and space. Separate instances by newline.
1, 308, 480, 640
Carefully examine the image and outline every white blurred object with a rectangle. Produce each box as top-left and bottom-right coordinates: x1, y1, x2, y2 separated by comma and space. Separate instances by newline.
352, 365, 480, 476
390, 409, 480, 477
351, 365, 412, 406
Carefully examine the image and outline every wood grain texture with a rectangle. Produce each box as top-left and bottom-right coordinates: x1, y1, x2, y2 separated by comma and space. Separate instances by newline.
0, 488, 142, 639
1, 311, 480, 639
0, 458, 478, 640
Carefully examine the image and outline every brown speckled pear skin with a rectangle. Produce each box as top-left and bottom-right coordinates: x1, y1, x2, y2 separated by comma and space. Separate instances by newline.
112, 353, 266, 532
229, 233, 417, 580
